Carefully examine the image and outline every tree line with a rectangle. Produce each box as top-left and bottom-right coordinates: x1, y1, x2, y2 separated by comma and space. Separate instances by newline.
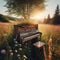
44, 5, 60, 24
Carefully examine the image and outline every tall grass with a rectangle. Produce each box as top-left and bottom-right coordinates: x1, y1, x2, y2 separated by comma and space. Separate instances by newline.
38, 24, 60, 60
0, 22, 14, 45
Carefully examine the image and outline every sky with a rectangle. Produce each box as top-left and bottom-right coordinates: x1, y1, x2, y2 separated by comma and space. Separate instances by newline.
0, 0, 60, 20
45, 0, 60, 17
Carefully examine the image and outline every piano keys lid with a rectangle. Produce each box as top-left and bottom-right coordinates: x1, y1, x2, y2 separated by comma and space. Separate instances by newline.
22, 33, 40, 43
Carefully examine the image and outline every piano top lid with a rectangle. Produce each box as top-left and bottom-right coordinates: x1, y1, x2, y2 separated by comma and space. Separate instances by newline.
33, 41, 45, 48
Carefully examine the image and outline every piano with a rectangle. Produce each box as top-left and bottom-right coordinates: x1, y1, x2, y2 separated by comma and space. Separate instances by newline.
14, 24, 42, 43
13, 24, 45, 60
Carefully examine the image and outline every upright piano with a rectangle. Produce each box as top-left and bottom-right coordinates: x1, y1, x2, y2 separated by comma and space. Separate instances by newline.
14, 24, 45, 60
14, 24, 42, 43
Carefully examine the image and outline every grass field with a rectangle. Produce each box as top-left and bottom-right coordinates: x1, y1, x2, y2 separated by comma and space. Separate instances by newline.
0, 22, 13, 45
38, 24, 60, 42
38, 24, 60, 59
0, 23, 60, 60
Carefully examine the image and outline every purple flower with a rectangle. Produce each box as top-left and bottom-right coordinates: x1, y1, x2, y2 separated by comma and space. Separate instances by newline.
1, 49, 6, 54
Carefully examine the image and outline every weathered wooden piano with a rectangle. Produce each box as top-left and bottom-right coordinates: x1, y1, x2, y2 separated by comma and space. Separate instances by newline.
14, 24, 42, 43
13, 24, 45, 60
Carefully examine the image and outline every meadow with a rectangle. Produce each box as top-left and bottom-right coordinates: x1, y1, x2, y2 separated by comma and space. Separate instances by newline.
38, 24, 60, 43
0, 22, 13, 45
0, 23, 60, 60
38, 24, 60, 59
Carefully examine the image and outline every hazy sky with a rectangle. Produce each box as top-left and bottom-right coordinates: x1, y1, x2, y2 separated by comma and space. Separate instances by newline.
45, 0, 60, 17
0, 0, 60, 19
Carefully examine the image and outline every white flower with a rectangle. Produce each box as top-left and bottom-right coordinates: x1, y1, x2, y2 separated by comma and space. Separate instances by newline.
10, 52, 13, 55
23, 55, 27, 59
14, 41, 18, 43
15, 44, 18, 46
14, 38, 16, 41
9, 50, 12, 53
19, 44, 22, 46
19, 48, 22, 51
15, 50, 18, 53
17, 54, 20, 57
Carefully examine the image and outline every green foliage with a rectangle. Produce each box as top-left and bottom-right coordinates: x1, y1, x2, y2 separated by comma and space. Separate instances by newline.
0, 14, 9, 22
52, 15, 60, 24
0, 14, 19, 22
7, 16, 17, 21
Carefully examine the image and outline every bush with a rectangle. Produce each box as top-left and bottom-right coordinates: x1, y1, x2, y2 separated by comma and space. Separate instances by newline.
0, 14, 9, 22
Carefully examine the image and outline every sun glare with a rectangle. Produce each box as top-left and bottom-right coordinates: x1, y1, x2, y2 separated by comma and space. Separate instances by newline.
30, 12, 45, 20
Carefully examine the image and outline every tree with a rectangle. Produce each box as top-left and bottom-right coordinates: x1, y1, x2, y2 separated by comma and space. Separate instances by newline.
43, 14, 51, 24
46, 14, 51, 24
52, 5, 60, 24
4, 0, 46, 21
54, 5, 60, 16
0, 14, 9, 22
